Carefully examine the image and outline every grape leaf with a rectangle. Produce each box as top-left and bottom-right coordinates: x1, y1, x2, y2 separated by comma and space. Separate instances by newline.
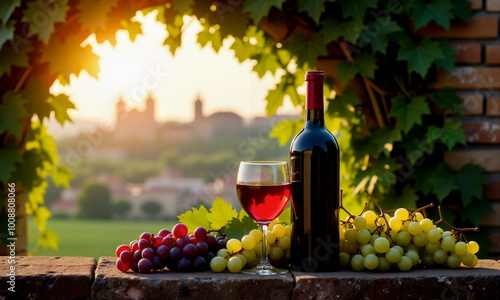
123, 21, 143, 42
243, 0, 285, 24
223, 215, 258, 239
207, 197, 238, 230
39, 229, 59, 250
277, 207, 291, 225
298, 0, 327, 24
327, 88, 361, 119
412, 0, 454, 30
461, 197, 493, 226
430, 163, 488, 206
12, 149, 44, 191
269, 118, 302, 146
286, 33, 327, 67
207, 1, 248, 39
198, 25, 222, 53
451, 0, 472, 22
361, 21, 402, 54
397, 37, 444, 77
285, 84, 303, 107
426, 119, 466, 150
337, 53, 377, 85
178, 205, 211, 233
0, 39, 31, 77
0, 91, 29, 139
253, 52, 280, 77
34, 206, 52, 232
40, 35, 100, 80
265, 81, 286, 117
337, 0, 378, 19
50, 164, 72, 188
408, 161, 439, 195
47, 94, 75, 125
172, 0, 194, 14
389, 95, 430, 134
22, 0, 70, 44
21, 78, 54, 121
431, 87, 463, 116
384, 186, 418, 209
0, 140, 22, 182
77, 0, 119, 33
354, 155, 398, 190
322, 18, 364, 44
434, 40, 455, 71
0, 0, 20, 25
0, 21, 14, 48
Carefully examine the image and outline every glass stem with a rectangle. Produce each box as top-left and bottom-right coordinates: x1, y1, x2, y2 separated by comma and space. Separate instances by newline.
260, 224, 269, 265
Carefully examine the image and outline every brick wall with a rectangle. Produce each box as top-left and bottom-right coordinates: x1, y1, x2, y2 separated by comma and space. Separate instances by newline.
416, 0, 500, 254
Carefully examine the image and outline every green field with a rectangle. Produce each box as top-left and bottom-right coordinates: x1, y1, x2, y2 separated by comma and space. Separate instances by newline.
28, 219, 177, 259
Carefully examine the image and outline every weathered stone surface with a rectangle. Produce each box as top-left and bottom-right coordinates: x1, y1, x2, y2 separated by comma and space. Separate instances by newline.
0, 256, 96, 300
91, 257, 294, 300
291, 259, 500, 300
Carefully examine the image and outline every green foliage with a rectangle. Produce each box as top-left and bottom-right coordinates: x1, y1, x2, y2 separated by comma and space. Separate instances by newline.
112, 199, 132, 217
141, 200, 163, 217
77, 182, 112, 219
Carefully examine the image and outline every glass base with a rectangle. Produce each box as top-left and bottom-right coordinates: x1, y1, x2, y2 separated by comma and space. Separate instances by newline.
241, 262, 288, 275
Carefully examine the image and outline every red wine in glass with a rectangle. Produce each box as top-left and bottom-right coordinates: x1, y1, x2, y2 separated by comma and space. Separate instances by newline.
236, 183, 291, 225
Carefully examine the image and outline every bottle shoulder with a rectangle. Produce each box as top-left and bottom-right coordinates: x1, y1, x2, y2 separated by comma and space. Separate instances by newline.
290, 126, 339, 152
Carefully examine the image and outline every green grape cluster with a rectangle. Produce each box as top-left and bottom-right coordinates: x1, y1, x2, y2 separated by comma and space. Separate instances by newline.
210, 217, 292, 273
339, 208, 480, 272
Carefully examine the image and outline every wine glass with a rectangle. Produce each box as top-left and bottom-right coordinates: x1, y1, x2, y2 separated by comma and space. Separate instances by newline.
236, 161, 291, 275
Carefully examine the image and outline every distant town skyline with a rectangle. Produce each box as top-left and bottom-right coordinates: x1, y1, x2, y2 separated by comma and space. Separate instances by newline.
50, 11, 301, 128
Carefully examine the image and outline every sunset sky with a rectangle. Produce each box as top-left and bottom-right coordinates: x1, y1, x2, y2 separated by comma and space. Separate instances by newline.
51, 11, 300, 127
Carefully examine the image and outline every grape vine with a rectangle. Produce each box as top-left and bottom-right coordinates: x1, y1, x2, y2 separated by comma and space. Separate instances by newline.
0, 0, 491, 255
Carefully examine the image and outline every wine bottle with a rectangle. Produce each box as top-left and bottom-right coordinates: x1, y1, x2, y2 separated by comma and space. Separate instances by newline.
290, 70, 340, 272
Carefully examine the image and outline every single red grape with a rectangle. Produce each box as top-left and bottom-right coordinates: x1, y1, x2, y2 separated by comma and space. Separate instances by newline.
162, 236, 175, 248
172, 223, 188, 238
138, 258, 153, 273
176, 237, 190, 250
183, 244, 197, 259
116, 244, 130, 257
194, 227, 208, 241
130, 260, 139, 272
196, 242, 209, 257
140, 232, 152, 241
152, 236, 163, 248
142, 247, 155, 260
156, 245, 170, 260
158, 228, 171, 238
116, 259, 130, 272
120, 250, 133, 263
138, 239, 150, 250
130, 241, 139, 253
205, 235, 217, 249
169, 247, 181, 260
193, 256, 206, 270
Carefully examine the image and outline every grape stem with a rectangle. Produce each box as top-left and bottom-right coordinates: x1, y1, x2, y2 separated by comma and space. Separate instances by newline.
364, 191, 392, 240
435, 205, 479, 242
339, 190, 368, 224
409, 203, 434, 219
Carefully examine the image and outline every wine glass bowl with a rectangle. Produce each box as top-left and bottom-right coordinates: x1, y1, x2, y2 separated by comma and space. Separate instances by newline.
236, 161, 291, 275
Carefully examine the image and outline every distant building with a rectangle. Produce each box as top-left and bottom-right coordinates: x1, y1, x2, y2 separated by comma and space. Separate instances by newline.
114, 94, 157, 142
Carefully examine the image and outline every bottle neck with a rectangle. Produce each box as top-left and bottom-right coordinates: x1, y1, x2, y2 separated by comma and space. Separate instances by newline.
305, 77, 325, 127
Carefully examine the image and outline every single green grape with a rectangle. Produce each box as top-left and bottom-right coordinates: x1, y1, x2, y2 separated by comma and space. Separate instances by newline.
395, 208, 409, 221
393, 245, 404, 256
364, 254, 379, 270
377, 257, 392, 271
227, 256, 243, 273
373, 237, 390, 253
242, 249, 257, 264
235, 254, 247, 267
227, 239, 242, 253
397, 231, 411, 246
405, 250, 420, 266
421, 253, 436, 267
357, 229, 372, 244
408, 221, 422, 236
461, 252, 474, 267
361, 244, 376, 256
389, 217, 402, 231
455, 241, 468, 256
369, 234, 380, 245
427, 228, 441, 243
385, 247, 402, 263
353, 216, 367, 230
363, 210, 377, 225
415, 212, 424, 222
249, 229, 262, 243
441, 236, 455, 252
266, 230, 276, 244
241, 235, 256, 250
345, 242, 358, 254
277, 236, 291, 249
413, 232, 428, 247
339, 252, 351, 268
269, 246, 284, 261
467, 241, 479, 254
272, 224, 286, 238
425, 242, 441, 255
351, 254, 365, 271
447, 253, 461, 269
420, 218, 434, 232
344, 228, 358, 243
217, 249, 228, 257
397, 256, 413, 271
210, 256, 227, 272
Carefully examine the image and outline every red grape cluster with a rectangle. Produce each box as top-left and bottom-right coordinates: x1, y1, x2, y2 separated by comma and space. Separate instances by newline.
115, 223, 228, 273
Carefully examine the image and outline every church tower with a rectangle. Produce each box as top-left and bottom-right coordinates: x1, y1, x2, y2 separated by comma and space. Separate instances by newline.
145, 93, 155, 122
194, 97, 203, 121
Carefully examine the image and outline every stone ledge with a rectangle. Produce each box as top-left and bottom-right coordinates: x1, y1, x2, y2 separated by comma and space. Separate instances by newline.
0, 256, 96, 300
292, 259, 500, 300
1, 257, 499, 300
